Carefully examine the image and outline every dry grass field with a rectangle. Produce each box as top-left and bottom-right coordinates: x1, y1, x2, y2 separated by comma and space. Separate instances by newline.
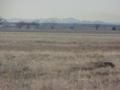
0, 32, 120, 90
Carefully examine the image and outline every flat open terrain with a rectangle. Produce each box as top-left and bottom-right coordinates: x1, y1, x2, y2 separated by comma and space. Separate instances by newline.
0, 32, 120, 90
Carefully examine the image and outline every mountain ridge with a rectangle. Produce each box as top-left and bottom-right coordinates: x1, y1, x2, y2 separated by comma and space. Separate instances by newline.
2, 18, 120, 25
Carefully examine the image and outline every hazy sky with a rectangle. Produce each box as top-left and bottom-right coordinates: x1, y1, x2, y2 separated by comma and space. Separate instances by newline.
0, 0, 120, 22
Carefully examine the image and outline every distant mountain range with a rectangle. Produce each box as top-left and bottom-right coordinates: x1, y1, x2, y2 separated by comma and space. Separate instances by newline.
5, 18, 120, 25
1, 18, 120, 32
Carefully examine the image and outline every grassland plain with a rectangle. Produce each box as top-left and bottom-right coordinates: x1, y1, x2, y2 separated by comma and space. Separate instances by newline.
0, 32, 120, 90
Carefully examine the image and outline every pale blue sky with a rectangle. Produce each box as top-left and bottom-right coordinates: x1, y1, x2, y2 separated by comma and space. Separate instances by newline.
0, 0, 120, 23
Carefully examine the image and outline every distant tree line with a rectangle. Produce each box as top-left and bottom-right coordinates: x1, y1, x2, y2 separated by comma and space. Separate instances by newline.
0, 17, 120, 31
112, 26, 116, 31
0, 17, 6, 25
16, 22, 39, 29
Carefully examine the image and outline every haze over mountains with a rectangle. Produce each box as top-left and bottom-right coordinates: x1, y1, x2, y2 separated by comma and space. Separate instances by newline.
6, 18, 119, 25
1, 17, 120, 32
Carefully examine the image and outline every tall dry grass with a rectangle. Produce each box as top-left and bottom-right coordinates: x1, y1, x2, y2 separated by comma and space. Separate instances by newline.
0, 32, 120, 90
